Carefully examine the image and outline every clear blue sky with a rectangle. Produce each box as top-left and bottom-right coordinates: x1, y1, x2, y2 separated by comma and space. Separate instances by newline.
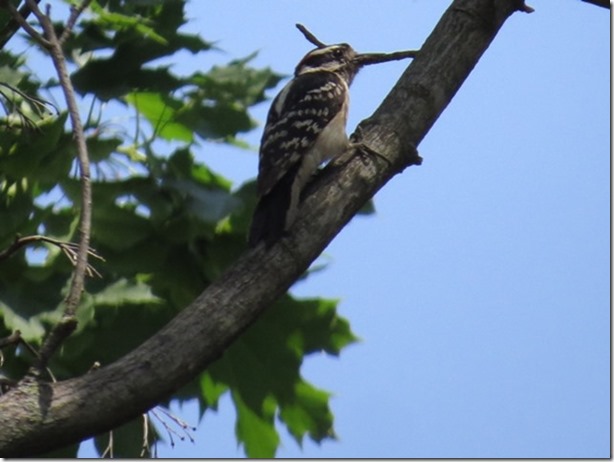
64, 0, 609, 458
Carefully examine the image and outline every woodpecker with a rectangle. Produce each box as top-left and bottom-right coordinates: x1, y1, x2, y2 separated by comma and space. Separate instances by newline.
248, 42, 410, 247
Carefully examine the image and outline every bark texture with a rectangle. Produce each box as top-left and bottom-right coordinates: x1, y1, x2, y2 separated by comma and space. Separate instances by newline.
0, 0, 527, 456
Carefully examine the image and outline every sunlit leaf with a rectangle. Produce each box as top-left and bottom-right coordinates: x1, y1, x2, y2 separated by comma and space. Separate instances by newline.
125, 92, 193, 142
232, 391, 279, 458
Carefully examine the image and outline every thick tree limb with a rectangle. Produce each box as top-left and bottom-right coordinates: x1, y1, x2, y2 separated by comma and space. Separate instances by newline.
0, 0, 529, 456
581, 0, 610, 9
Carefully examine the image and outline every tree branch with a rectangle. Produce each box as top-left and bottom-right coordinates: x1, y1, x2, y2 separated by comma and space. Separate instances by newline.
0, 330, 21, 349
59, 0, 93, 44
0, 0, 529, 456
295, 23, 327, 48
581, 0, 610, 9
295, 23, 418, 61
14, 0, 94, 369
0, 235, 102, 276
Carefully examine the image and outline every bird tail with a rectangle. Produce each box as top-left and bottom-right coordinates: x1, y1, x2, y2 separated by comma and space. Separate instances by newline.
247, 178, 293, 248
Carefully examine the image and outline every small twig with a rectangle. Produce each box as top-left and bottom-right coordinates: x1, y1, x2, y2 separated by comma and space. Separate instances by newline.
59, 0, 93, 45
140, 414, 151, 457
0, 82, 58, 116
516, 0, 535, 13
354, 49, 418, 66
100, 430, 114, 458
19, 336, 57, 382
150, 407, 196, 448
0, 83, 55, 131
0, 330, 57, 382
0, 330, 21, 349
0, 234, 103, 277
295, 23, 418, 65
295, 23, 327, 48
0, 235, 37, 261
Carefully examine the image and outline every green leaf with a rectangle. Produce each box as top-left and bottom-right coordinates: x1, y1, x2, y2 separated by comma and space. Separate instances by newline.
88, 136, 123, 163
199, 371, 229, 411
191, 54, 285, 107
0, 113, 71, 189
58, 296, 173, 370
166, 148, 232, 191
232, 391, 280, 458
178, 103, 255, 140
0, 50, 42, 97
278, 381, 335, 445
0, 300, 46, 341
88, 4, 169, 45
67, 1, 213, 100
201, 295, 358, 455
0, 186, 36, 246
91, 202, 153, 251
91, 278, 163, 307
72, 65, 183, 100
163, 178, 240, 224
125, 92, 194, 142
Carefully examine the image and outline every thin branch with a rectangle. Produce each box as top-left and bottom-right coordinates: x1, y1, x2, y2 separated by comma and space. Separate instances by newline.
0, 331, 21, 349
295, 23, 327, 48
354, 49, 419, 66
0, 235, 43, 261
295, 23, 418, 65
8, 0, 95, 368
100, 431, 113, 458
0, 330, 57, 382
0, 85, 50, 131
140, 414, 151, 457
0, 82, 57, 116
0, 234, 103, 277
59, 0, 93, 45
19, 337, 57, 382
150, 407, 196, 448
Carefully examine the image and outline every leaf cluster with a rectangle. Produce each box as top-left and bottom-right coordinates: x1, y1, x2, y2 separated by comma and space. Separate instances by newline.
0, 0, 358, 457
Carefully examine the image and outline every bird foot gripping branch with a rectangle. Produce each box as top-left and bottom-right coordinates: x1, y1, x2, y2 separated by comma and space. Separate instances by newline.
349, 120, 423, 170
247, 24, 419, 248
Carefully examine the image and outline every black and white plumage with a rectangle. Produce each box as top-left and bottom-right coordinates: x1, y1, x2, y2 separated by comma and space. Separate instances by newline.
248, 42, 411, 247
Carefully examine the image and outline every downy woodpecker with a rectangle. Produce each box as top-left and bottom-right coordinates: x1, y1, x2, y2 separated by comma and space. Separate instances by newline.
248, 42, 409, 247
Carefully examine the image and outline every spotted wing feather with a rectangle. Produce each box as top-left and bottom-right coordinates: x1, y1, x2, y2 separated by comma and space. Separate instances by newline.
257, 71, 347, 196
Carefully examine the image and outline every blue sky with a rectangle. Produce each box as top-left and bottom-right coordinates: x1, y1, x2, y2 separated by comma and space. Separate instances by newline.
65, 0, 609, 458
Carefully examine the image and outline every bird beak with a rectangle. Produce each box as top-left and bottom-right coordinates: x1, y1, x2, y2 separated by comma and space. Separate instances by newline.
353, 50, 417, 67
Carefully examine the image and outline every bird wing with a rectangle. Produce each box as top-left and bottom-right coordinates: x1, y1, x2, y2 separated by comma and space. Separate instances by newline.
257, 71, 347, 196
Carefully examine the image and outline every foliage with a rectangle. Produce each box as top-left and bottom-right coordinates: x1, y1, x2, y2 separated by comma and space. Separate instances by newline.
0, 0, 358, 457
